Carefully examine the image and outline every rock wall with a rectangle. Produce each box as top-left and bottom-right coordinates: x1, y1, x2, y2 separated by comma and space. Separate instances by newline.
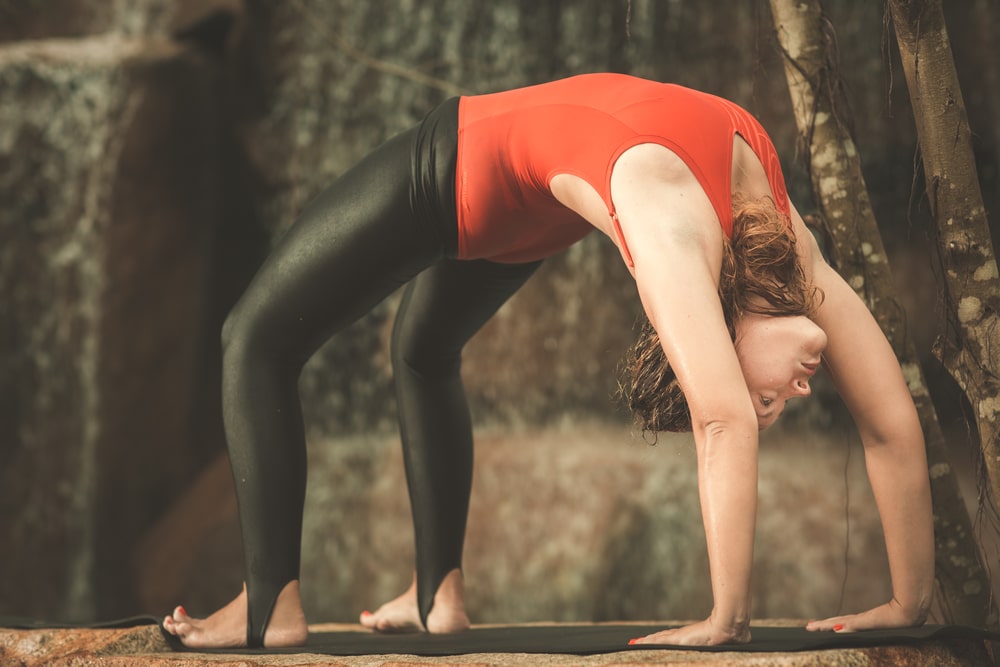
0, 1, 171, 43
0, 36, 222, 620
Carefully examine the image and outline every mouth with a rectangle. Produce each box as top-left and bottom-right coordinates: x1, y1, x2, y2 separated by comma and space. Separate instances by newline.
802, 361, 820, 376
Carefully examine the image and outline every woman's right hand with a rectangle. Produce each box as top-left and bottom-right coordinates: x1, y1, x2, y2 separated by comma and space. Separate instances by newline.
806, 598, 929, 633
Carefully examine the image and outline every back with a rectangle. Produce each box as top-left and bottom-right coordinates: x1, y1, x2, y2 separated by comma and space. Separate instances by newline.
455, 74, 788, 264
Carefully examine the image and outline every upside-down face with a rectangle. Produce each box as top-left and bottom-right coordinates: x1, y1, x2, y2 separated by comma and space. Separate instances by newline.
734, 313, 828, 430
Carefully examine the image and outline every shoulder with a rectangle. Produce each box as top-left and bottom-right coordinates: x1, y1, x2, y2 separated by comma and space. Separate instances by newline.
611, 144, 725, 263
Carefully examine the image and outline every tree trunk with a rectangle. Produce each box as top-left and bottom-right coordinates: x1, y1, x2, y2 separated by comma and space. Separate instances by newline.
887, 0, 1000, 572
769, 0, 998, 629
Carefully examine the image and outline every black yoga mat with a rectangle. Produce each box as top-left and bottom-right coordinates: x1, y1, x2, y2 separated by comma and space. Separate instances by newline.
4, 616, 997, 655
164, 622, 1000, 655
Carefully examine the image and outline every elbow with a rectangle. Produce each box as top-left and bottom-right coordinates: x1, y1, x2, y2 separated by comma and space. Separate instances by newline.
700, 418, 739, 442
859, 406, 923, 452
693, 408, 759, 449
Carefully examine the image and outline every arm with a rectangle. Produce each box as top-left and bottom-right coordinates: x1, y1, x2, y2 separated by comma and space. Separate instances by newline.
613, 145, 759, 645
792, 208, 934, 631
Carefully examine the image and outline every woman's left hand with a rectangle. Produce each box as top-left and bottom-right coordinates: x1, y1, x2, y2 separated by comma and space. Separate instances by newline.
806, 599, 928, 633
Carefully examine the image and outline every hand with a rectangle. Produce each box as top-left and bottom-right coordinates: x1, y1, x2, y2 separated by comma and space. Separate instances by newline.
806, 599, 928, 633
629, 617, 751, 647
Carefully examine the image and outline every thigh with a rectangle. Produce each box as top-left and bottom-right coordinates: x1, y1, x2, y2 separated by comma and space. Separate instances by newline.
229, 129, 445, 362
392, 258, 543, 373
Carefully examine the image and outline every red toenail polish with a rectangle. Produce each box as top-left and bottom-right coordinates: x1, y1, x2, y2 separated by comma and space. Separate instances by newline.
362, 610, 371, 617
833, 624, 844, 632
628, 638, 638, 645
177, 606, 187, 617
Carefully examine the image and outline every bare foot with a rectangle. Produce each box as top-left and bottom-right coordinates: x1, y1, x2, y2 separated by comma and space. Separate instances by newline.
360, 568, 469, 634
162, 580, 308, 648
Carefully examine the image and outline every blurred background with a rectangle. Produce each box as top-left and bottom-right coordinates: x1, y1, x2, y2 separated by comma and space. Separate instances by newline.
1, 0, 997, 626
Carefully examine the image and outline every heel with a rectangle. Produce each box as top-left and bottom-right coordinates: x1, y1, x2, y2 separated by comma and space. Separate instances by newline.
246, 580, 284, 649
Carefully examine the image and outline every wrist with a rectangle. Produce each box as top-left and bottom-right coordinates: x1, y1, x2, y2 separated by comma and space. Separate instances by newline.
889, 596, 930, 626
709, 608, 751, 640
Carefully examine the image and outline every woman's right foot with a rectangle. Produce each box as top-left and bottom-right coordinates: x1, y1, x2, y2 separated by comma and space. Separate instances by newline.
360, 568, 469, 634
162, 580, 308, 648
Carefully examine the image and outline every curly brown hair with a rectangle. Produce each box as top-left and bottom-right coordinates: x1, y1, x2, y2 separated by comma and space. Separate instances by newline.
618, 195, 820, 433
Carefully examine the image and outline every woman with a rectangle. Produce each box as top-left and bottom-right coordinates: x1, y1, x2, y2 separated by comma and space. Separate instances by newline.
161, 73, 934, 648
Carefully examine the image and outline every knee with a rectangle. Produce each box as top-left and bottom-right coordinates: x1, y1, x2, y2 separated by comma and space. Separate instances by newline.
220, 302, 250, 358
391, 322, 461, 380
220, 308, 239, 355
220, 300, 278, 367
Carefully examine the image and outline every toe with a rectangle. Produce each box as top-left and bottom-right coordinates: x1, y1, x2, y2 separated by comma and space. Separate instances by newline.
162, 615, 191, 639
360, 611, 375, 628
375, 616, 403, 633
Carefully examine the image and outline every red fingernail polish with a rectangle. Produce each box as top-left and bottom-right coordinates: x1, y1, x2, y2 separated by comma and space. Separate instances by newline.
833, 624, 844, 631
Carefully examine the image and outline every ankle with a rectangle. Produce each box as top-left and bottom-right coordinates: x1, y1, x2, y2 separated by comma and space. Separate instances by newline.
253, 580, 308, 648
436, 569, 464, 599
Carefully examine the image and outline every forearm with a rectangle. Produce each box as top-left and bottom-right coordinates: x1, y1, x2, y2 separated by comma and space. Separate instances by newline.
811, 260, 935, 622
862, 421, 935, 620
696, 422, 759, 629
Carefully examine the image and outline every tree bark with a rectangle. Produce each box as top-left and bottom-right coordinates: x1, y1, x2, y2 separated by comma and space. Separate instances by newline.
887, 0, 1000, 559
770, 0, 997, 629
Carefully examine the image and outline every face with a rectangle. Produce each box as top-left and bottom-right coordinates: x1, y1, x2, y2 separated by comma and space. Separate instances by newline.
733, 313, 828, 430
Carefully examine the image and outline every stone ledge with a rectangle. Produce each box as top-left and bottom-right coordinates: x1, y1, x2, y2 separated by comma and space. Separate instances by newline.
0, 33, 186, 67
0, 623, 993, 667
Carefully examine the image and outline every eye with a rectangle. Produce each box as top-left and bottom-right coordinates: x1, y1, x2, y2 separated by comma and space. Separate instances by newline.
760, 397, 773, 407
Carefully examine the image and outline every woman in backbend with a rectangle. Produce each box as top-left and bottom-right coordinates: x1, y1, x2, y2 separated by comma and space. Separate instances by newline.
162, 73, 933, 648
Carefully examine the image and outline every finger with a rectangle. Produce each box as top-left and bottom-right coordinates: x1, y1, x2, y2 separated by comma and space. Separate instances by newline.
641, 628, 693, 645
806, 616, 850, 632
631, 636, 662, 645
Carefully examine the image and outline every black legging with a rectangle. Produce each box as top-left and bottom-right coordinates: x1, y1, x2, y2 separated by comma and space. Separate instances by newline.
221, 97, 541, 646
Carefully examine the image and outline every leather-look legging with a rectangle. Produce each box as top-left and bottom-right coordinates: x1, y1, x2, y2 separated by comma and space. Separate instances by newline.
220, 97, 541, 646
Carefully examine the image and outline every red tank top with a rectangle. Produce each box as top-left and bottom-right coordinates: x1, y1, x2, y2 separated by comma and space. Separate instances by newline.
455, 73, 789, 265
